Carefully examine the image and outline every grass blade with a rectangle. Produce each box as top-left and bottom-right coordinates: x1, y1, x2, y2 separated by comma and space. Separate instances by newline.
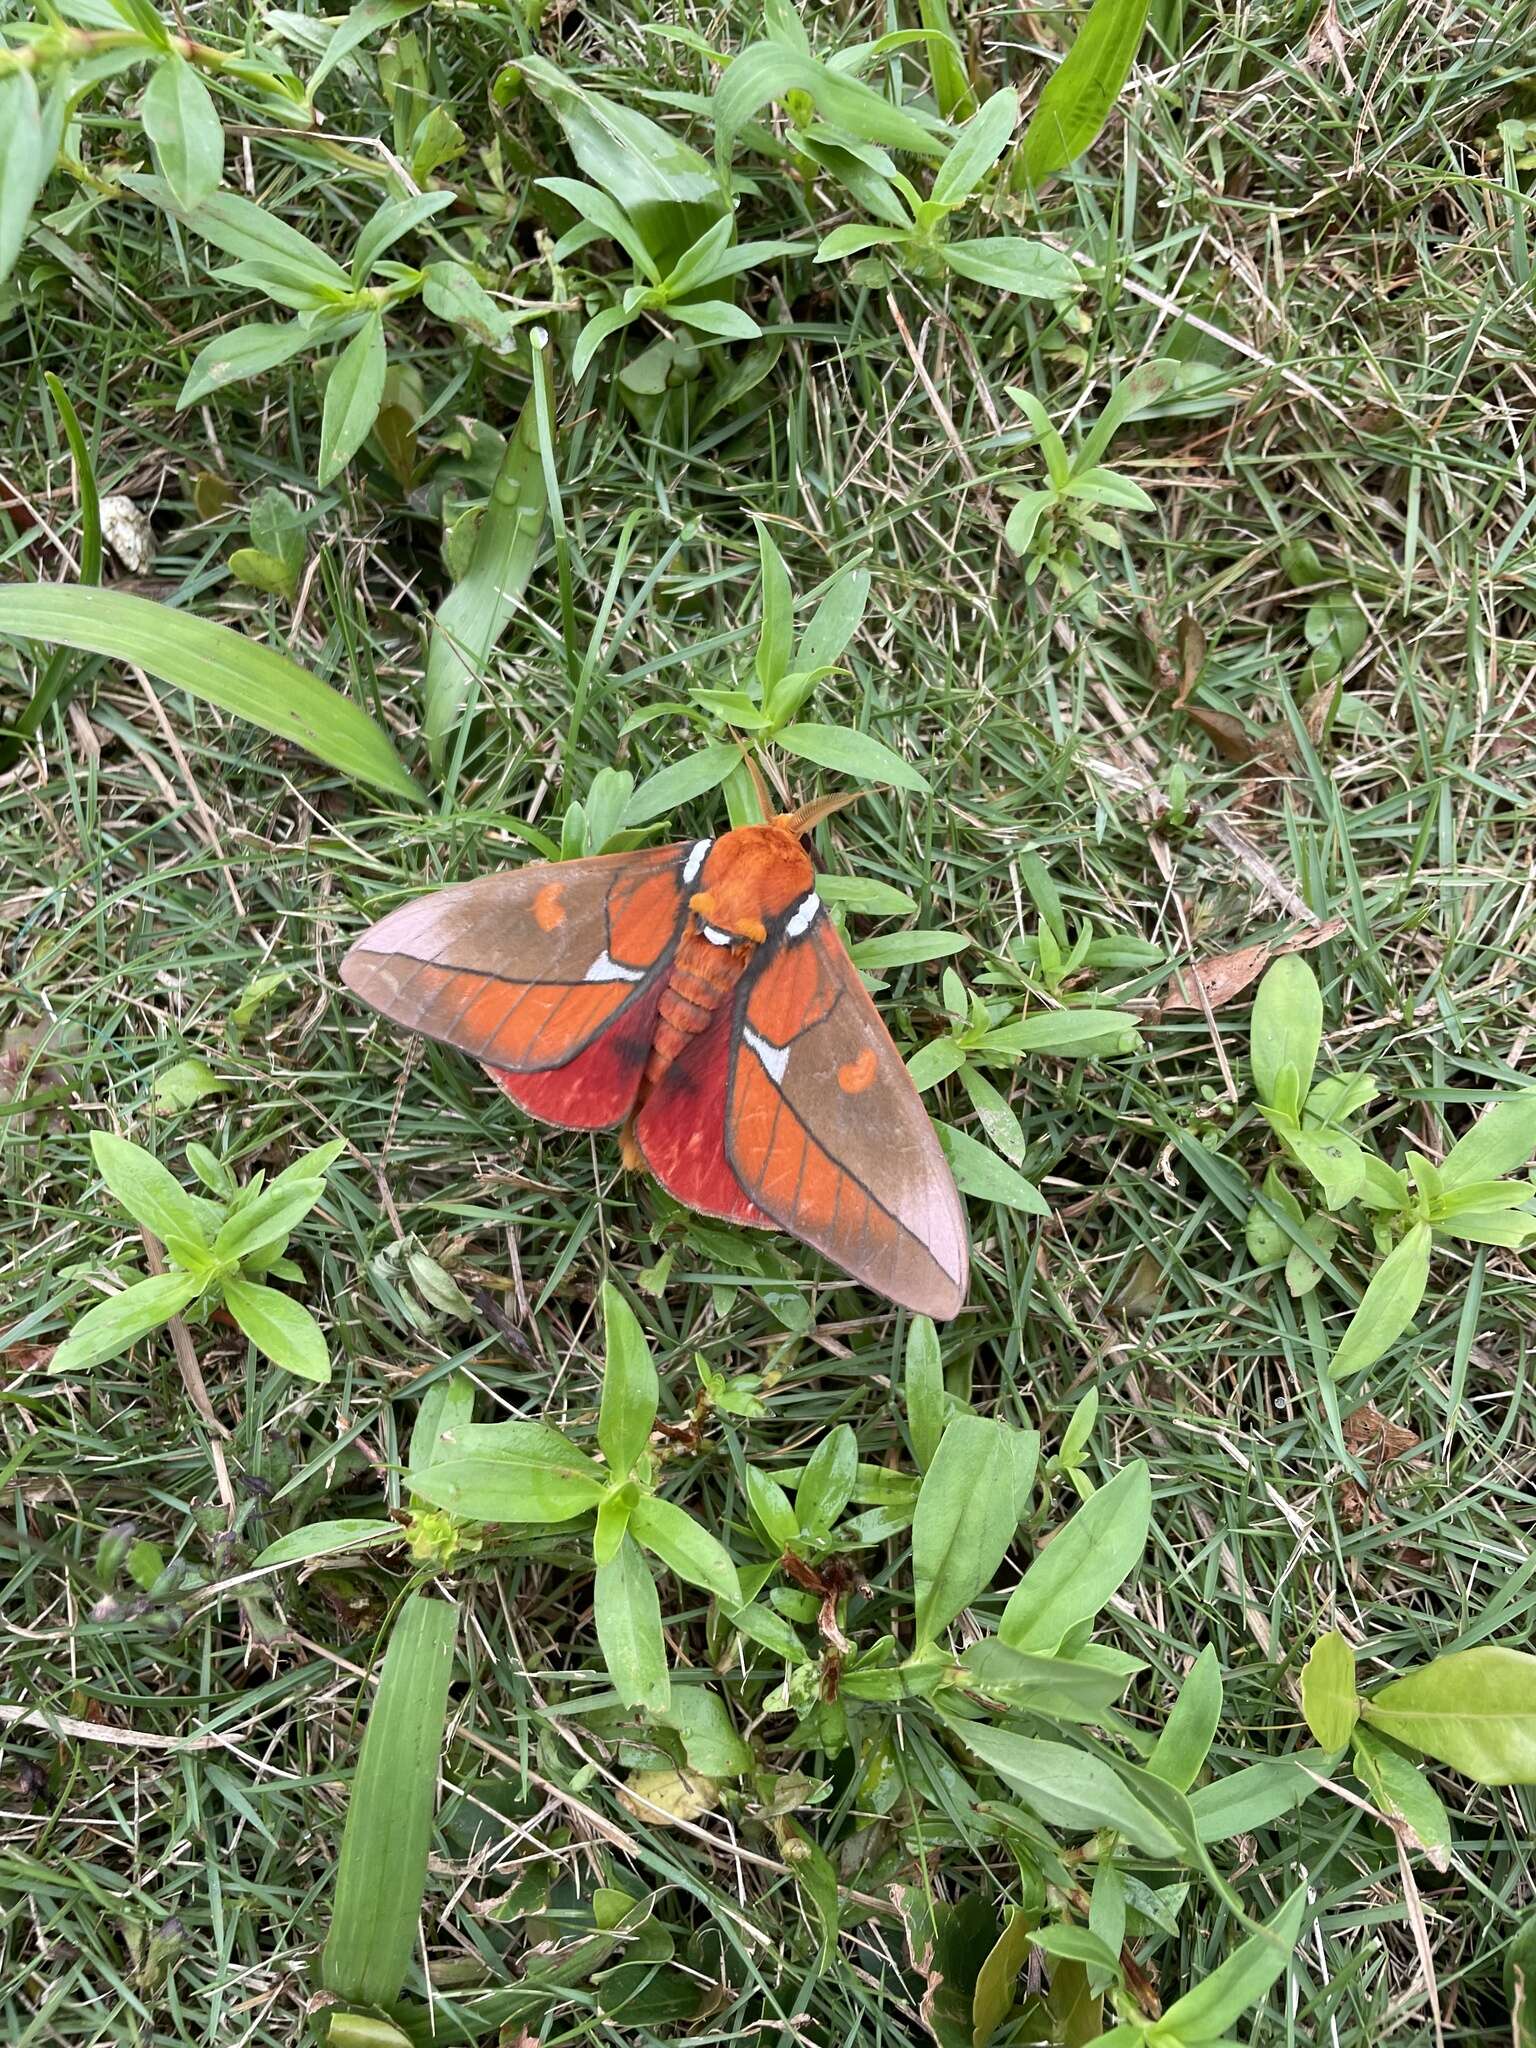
321, 1592, 458, 2010
0, 583, 423, 803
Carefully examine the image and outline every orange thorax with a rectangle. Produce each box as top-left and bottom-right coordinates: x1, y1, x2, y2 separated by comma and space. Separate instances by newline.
641, 825, 814, 1095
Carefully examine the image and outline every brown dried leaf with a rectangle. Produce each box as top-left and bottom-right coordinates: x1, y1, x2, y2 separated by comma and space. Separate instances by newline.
1342, 1403, 1421, 1465
1161, 916, 1347, 1012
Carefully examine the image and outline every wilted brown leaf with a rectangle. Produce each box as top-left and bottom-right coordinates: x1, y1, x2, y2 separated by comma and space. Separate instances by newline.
1342, 1403, 1422, 1465
1161, 917, 1347, 1012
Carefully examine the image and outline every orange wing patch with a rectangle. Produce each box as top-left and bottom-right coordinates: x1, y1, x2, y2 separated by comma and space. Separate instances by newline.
609, 868, 690, 970
838, 1047, 878, 1095
533, 882, 565, 931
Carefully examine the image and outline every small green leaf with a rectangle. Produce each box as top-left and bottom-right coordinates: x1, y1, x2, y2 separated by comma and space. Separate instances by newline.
224, 1276, 331, 1383
50, 1270, 203, 1374
795, 566, 870, 673
408, 1421, 606, 1523
904, 1316, 946, 1471
794, 1424, 858, 1538
178, 317, 348, 407
1360, 1645, 1536, 1785
1300, 1630, 1360, 1752
1146, 1644, 1223, 1792
594, 1533, 670, 1711
775, 721, 929, 793
912, 1416, 1016, 1644
942, 237, 1081, 298
999, 1460, 1151, 1652
320, 1592, 457, 2007
142, 57, 224, 212
936, 1125, 1049, 1215
318, 313, 388, 487
961, 1725, 1180, 1856
1439, 1091, 1536, 1190
421, 261, 516, 351
90, 1132, 214, 1260
670, 297, 762, 341
213, 1179, 325, 1265
1145, 1887, 1307, 2045
1329, 1223, 1431, 1380
980, 1010, 1142, 1056
150, 1056, 230, 1113
251, 1519, 398, 1570
745, 1465, 799, 1550
754, 520, 793, 694
598, 1282, 659, 1478
1350, 1725, 1451, 1870
629, 1495, 742, 1606
0, 583, 422, 802
970, 1904, 1033, 2047
624, 741, 741, 826
1188, 1753, 1331, 1841
1251, 955, 1323, 1111
931, 88, 1019, 210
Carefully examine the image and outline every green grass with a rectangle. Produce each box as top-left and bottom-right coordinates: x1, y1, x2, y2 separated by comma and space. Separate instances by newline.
4, 0, 1536, 2043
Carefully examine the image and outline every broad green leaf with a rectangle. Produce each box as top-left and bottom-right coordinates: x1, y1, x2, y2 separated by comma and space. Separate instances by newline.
961, 1725, 1180, 1856
818, 222, 908, 260
1187, 1753, 1331, 1841
317, 313, 387, 487
593, 1482, 636, 1565
745, 1465, 799, 1549
851, 929, 969, 969
1360, 1645, 1536, 1785
123, 173, 350, 284
1244, 1164, 1304, 1265
142, 57, 224, 212
251, 1519, 397, 1569
1147, 1644, 1223, 1792
90, 1132, 213, 1261
224, 1276, 330, 1383
1285, 1124, 1369, 1209
961, 1639, 1134, 1719
320, 1592, 457, 2007
795, 1423, 858, 1538
629, 1495, 742, 1606
1300, 1630, 1359, 1752
1251, 955, 1323, 1112
670, 298, 761, 341
775, 721, 929, 793
730, 1598, 811, 1663
904, 1316, 946, 1470
594, 1534, 670, 1711
1350, 1726, 1451, 1870
1329, 1223, 1431, 1380
655, 1683, 753, 1776
178, 317, 347, 406
623, 741, 741, 826
936, 1125, 1049, 1215
912, 1416, 1016, 1644
999, 1460, 1151, 1652
1020, 0, 1151, 184
540, 173, 662, 281
1147, 1888, 1307, 2045
980, 1010, 1142, 1056
0, 584, 421, 801
1439, 1091, 1536, 1190
0, 71, 58, 292
424, 371, 549, 772
930, 88, 1018, 209
598, 1283, 659, 1478
408, 1421, 606, 1523
795, 566, 870, 673
815, 873, 916, 917
50, 1270, 203, 1374
942, 237, 1081, 299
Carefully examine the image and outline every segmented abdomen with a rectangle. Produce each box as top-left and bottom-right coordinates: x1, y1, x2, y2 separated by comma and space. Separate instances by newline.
642, 929, 748, 1093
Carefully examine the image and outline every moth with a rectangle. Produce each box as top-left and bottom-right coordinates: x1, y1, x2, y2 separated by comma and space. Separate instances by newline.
342, 802, 968, 1319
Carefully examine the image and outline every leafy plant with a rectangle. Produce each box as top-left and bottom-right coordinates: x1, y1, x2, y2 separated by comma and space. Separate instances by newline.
814, 87, 1083, 305
1243, 954, 1536, 1379
51, 1131, 344, 1384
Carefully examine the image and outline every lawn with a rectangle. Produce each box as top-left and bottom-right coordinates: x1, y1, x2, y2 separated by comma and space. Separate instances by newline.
3, 1, 1535, 2044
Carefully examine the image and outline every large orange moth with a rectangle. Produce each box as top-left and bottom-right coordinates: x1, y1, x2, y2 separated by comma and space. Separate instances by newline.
342, 798, 968, 1319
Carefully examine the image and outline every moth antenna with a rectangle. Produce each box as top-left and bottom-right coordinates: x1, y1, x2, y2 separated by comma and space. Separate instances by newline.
776, 788, 872, 837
